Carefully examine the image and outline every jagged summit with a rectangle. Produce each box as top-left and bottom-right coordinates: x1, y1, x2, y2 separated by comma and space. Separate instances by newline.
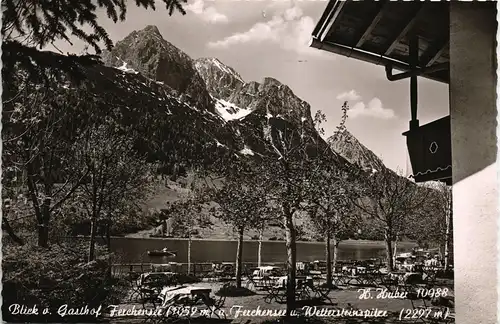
328, 130, 386, 172
195, 58, 244, 83
142, 25, 161, 35
194, 57, 244, 100
102, 25, 214, 112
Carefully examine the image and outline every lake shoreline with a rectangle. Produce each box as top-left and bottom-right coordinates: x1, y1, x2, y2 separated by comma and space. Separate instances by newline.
105, 236, 417, 264
109, 235, 416, 247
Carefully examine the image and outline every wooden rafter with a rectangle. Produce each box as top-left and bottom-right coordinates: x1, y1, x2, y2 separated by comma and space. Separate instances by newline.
420, 39, 449, 67
355, 1, 389, 47
384, 4, 425, 56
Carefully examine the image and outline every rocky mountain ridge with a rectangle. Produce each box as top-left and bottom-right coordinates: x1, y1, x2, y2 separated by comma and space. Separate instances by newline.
328, 130, 387, 173
102, 25, 333, 162
102, 25, 214, 113
194, 58, 314, 127
193, 57, 244, 101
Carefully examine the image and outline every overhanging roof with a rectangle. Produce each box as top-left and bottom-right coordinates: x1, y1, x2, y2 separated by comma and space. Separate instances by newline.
310, 0, 450, 84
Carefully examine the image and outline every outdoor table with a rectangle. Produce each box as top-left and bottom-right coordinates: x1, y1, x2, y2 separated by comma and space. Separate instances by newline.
151, 286, 225, 323
356, 266, 367, 274
159, 286, 211, 306
140, 272, 176, 285
250, 275, 280, 289
389, 271, 406, 280
132, 272, 177, 304
275, 275, 313, 287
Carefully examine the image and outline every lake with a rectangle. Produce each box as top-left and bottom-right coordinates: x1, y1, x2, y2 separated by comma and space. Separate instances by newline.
110, 237, 417, 264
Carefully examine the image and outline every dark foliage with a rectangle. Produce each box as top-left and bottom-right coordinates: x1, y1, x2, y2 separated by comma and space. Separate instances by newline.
2, 242, 125, 322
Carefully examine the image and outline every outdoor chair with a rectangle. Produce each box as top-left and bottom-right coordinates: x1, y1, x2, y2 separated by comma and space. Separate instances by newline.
356, 272, 382, 287
263, 284, 287, 304
244, 272, 259, 290
422, 267, 439, 285
262, 277, 287, 304
331, 273, 347, 287
310, 282, 334, 305
126, 274, 144, 302
200, 294, 227, 319
295, 280, 313, 301
380, 276, 399, 292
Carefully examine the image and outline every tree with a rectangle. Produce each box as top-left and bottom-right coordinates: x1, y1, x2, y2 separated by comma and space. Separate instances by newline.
208, 167, 270, 288
162, 188, 210, 275
353, 169, 431, 271
306, 168, 361, 286
305, 104, 363, 287
257, 113, 336, 315
2, 75, 95, 247
73, 123, 152, 261
406, 181, 453, 269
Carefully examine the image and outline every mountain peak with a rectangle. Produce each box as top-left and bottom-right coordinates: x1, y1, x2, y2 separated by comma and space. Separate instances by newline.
261, 77, 282, 87
195, 57, 243, 82
194, 57, 244, 100
141, 25, 161, 35
101, 26, 214, 112
328, 130, 386, 172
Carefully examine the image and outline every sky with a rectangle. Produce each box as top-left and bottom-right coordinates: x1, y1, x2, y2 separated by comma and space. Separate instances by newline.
50, 0, 450, 173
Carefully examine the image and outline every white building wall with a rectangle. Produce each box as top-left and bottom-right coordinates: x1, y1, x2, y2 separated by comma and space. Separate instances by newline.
449, 3, 497, 323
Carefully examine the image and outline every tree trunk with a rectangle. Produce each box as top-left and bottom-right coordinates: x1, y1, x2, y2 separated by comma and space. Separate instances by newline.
258, 228, 263, 267
384, 229, 394, 271
235, 228, 244, 288
38, 225, 49, 248
106, 221, 111, 251
187, 233, 192, 275
392, 235, 399, 267
283, 204, 296, 316
333, 236, 339, 273
325, 232, 332, 287
3, 216, 24, 245
38, 198, 51, 248
88, 219, 97, 262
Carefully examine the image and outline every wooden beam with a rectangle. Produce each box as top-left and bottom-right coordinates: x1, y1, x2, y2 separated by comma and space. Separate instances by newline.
319, 1, 347, 42
420, 39, 449, 67
384, 4, 425, 56
355, 1, 389, 47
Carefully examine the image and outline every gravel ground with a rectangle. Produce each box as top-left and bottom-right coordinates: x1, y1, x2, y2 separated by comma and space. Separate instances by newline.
107, 281, 455, 324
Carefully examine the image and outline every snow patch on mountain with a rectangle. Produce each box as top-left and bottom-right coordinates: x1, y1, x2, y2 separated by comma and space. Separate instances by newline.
215, 98, 253, 121
239, 145, 255, 156
116, 62, 139, 74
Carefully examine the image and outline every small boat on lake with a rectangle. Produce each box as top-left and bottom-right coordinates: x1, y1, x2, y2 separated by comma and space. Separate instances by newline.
147, 247, 177, 257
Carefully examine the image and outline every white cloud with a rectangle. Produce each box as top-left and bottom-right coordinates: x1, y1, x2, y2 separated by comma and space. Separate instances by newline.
207, 5, 326, 56
336, 90, 361, 101
349, 98, 395, 119
185, 0, 228, 24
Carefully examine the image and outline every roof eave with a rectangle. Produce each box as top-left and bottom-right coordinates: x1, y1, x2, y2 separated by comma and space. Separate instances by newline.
309, 37, 449, 84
